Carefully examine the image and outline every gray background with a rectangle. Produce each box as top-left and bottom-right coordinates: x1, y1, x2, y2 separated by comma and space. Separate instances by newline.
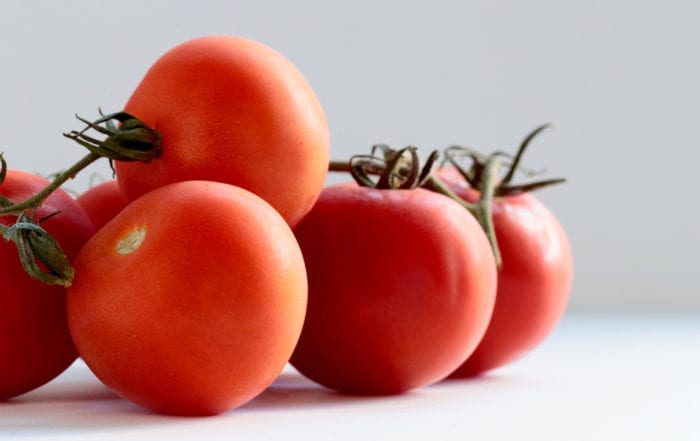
0, 1, 697, 311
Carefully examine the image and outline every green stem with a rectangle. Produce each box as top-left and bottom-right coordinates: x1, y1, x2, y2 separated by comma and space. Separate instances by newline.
502, 123, 551, 185
473, 156, 502, 269
329, 157, 503, 269
0, 216, 74, 286
330, 159, 381, 175
423, 168, 502, 269
0, 152, 100, 287
0, 152, 100, 216
0, 111, 161, 286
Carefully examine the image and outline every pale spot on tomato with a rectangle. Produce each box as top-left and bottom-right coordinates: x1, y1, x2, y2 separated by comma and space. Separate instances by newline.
117, 227, 147, 255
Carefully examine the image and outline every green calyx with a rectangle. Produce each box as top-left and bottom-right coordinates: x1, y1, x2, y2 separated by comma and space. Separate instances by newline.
2, 213, 74, 286
327, 124, 566, 271
344, 145, 439, 190
443, 123, 566, 197
63, 111, 162, 163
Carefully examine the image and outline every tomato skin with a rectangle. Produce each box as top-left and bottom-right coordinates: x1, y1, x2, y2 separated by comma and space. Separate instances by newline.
290, 183, 497, 394
0, 170, 95, 399
76, 180, 129, 231
67, 181, 308, 416
440, 172, 573, 377
115, 35, 330, 227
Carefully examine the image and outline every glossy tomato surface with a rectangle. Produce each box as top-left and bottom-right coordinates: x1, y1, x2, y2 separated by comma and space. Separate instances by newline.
290, 183, 497, 394
0, 170, 94, 399
67, 181, 308, 416
115, 35, 330, 227
440, 171, 573, 377
76, 180, 128, 231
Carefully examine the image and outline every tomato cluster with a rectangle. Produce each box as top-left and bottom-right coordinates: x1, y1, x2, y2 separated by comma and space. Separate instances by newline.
0, 35, 572, 416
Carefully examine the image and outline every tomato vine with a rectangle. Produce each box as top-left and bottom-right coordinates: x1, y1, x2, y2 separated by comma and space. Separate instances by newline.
329, 146, 504, 268
0, 111, 161, 286
327, 124, 566, 270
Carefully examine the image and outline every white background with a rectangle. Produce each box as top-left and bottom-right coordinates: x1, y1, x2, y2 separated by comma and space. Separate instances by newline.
0, 0, 698, 311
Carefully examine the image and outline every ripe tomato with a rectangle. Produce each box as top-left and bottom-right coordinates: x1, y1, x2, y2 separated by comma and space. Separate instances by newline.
290, 183, 497, 394
114, 35, 330, 227
0, 170, 94, 399
76, 180, 128, 230
67, 181, 308, 416
439, 170, 573, 377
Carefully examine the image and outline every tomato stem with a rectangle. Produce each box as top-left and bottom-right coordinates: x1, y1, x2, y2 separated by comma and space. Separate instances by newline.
328, 124, 563, 271
423, 162, 502, 269
502, 123, 551, 185
444, 124, 566, 197
0, 111, 161, 286
329, 150, 503, 268
63, 111, 162, 163
0, 152, 101, 217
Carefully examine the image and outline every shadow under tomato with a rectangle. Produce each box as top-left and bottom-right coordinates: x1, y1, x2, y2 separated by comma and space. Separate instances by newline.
0, 364, 388, 435
0, 362, 189, 434
240, 368, 428, 412
241, 370, 355, 411
7, 380, 120, 404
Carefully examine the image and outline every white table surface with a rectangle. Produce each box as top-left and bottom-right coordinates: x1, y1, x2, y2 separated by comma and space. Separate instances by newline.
2, 312, 698, 441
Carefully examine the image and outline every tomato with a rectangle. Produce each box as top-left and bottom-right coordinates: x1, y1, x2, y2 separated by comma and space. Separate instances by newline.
66, 181, 308, 416
0, 170, 94, 399
76, 180, 129, 230
439, 169, 573, 377
114, 35, 330, 227
290, 183, 497, 394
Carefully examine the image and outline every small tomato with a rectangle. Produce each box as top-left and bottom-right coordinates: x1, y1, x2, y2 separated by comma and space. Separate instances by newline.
76, 180, 129, 230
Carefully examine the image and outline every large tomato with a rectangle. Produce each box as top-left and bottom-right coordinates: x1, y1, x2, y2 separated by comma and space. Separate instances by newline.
0, 170, 94, 399
114, 35, 330, 227
66, 180, 308, 416
76, 179, 128, 231
290, 183, 497, 394
439, 169, 573, 377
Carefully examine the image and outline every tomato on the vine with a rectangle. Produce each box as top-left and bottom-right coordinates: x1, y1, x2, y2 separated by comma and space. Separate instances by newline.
438, 147, 573, 377
67, 180, 308, 416
114, 35, 330, 227
0, 170, 94, 399
290, 182, 497, 394
76, 180, 128, 231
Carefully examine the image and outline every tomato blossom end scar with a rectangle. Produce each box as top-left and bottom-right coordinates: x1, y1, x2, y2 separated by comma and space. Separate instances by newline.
117, 227, 147, 255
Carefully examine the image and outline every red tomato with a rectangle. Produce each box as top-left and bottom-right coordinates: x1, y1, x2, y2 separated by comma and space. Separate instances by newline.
66, 180, 307, 416
76, 180, 128, 230
290, 183, 497, 394
0, 170, 94, 399
114, 35, 330, 227
440, 170, 573, 377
